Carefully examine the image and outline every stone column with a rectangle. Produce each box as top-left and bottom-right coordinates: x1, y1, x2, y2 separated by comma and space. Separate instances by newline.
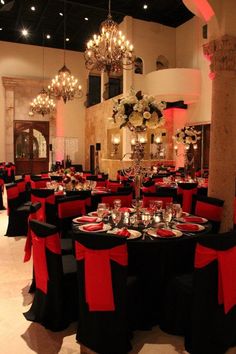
203, 34, 236, 232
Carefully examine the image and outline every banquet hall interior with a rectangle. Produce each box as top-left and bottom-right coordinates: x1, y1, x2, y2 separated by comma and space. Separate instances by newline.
1, 0, 236, 353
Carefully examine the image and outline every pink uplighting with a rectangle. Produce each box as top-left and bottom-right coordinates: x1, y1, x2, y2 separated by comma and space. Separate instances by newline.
55, 100, 65, 161
182, 0, 215, 22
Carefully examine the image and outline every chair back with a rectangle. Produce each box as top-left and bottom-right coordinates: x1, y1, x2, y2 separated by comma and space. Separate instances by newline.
57, 195, 86, 237
74, 231, 130, 353
106, 180, 123, 192
186, 231, 236, 354
6, 183, 20, 214
142, 192, 174, 208
177, 182, 198, 213
193, 195, 224, 233
31, 188, 55, 222
30, 177, 51, 189
24, 219, 70, 331
16, 178, 30, 204
101, 192, 133, 208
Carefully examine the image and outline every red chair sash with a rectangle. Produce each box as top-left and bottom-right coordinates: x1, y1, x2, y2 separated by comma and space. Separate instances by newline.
24, 210, 44, 262
142, 195, 173, 208
17, 181, 26, 193
7, 185, 19, 200
75, 242, 128, 311
178, 187, 197, 213
195, 201, 222, 221
31, 194, 55, 222
106, 182, 121, 193
31, 231, 61, 294
101, 194, 132, 208
58, 199, 86, 218
142, 185, 156, 193
195, 243, 236, 314
5, 166, 12, 177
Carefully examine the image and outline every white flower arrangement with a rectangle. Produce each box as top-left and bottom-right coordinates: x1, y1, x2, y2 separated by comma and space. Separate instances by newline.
112, 89, 166, 131
173, 126, 201, 146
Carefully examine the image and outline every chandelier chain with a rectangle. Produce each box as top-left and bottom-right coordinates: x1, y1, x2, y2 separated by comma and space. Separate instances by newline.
47, 0, 82, 104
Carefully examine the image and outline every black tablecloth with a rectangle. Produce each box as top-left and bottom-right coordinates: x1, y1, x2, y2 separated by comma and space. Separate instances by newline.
72, 222, 212, 329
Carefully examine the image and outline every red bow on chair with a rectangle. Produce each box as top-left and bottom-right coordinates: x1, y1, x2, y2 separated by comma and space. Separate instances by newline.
30, 232, 61, 294
75, 242, 128, 311
195, 243, 236, 314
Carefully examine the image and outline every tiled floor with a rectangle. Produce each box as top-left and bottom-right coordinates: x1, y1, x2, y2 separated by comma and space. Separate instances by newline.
0, 190, 236, 354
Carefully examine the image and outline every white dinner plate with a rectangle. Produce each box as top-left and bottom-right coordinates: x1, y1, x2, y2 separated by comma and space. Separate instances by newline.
78, 223, 111, 233
73, 216, 99, 223
178, 216, 208, 224
174, 223, 205, 232
107, 229, 142, 240
147, 228, 183, 238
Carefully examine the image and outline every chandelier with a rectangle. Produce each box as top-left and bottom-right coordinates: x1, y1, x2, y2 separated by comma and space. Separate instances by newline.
48, 0, 82, 103
30, 88, 56, 116
29, 38, 55, 116
84, 0, 134, 74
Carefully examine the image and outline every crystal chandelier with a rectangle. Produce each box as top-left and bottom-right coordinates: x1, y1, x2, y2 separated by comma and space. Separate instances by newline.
48, 0, 82, 103
84, 0, 134, 74
30, 88, 56, 116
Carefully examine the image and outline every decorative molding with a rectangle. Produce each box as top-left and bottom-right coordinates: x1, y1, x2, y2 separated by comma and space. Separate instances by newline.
203, 35, 236, 78
2, 76, 49, 88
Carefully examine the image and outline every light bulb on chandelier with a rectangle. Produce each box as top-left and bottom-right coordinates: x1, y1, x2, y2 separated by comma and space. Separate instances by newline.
48, 0, 82, 103
84, 0, 135, 74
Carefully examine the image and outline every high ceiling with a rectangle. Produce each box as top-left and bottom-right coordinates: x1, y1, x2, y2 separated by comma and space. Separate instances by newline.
0, 0, 194, 52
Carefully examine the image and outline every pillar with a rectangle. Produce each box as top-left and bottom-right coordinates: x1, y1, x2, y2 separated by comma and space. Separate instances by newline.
203, 35, 236, 231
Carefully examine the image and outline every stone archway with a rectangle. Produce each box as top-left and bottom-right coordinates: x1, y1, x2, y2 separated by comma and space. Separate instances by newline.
2, 77, 56, 166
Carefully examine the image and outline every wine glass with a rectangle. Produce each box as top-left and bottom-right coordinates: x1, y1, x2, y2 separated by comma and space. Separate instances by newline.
97, 203, 107, 219
141, 211, 152, 228
111, 209, 122, 230
163, 208, 173, 229
113, 199, 122, 210
155, 200, 163, 211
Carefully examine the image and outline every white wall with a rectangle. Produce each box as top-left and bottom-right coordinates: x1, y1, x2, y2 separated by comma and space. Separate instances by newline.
176, 17, 212, 124
0, 41, 87, 165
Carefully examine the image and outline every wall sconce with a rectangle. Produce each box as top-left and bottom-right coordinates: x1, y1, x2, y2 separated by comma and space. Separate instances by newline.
111, 134, 120, 156
138, 134, 147, 145
154, 134, 165, 159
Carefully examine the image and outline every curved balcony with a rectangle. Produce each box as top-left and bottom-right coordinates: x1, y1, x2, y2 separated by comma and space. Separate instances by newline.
145, 68, 201, 104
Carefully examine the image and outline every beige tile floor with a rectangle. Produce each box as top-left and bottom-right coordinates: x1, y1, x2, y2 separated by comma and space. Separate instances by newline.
0, 190, 236, 354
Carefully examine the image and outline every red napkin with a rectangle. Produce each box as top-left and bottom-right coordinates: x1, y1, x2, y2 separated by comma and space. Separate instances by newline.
183, 216, 205, 223
156, 229, 175, 237
119, 207, 131, 213
116, 229, 131, 238
83, 222, 104, 231
91, 212, 98, 216
77, 216, 98, 223
176, 223, 199, 231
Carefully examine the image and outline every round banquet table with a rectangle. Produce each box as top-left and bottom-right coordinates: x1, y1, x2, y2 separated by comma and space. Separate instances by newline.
72, 220, 212, 329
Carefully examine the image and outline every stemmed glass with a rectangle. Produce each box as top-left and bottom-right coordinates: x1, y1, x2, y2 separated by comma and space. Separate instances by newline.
111, 209, 122, 230
97, 203, 107, 219
141, 211, 152, 239
163, 208, 173, 229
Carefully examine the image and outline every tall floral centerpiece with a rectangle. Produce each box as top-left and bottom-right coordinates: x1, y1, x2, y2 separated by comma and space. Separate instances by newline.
113, 89, 166, 199
173, 126, 201, 178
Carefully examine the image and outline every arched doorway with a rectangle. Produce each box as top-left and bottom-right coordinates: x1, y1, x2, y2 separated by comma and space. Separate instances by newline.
14, 120, 49, 174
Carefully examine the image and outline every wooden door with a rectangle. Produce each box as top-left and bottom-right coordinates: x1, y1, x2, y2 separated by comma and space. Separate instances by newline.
14, 120, 49, 175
